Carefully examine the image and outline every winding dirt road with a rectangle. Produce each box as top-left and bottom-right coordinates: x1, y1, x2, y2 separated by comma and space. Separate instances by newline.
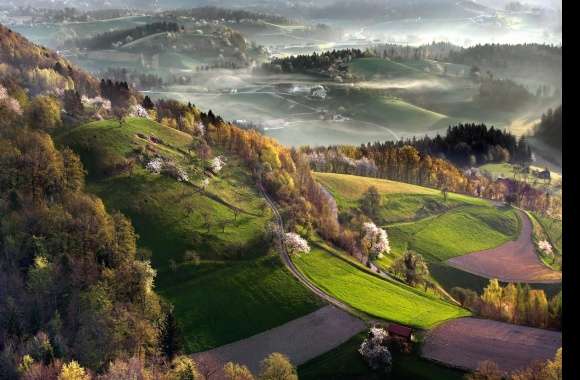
447, 209, 561, 283
422, 318, 562, 372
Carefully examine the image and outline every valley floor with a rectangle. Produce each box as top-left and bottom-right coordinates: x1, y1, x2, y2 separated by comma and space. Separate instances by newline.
447, 209, 561, 283
422, 317, 562, 372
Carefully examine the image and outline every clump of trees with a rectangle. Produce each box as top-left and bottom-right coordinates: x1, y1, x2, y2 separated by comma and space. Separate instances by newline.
390, 251, 431, 290
466, 347, 562, 380
476, 77, 536, 111
0, 91, 173, 375
15, 351, 298, 380
405, 124, 532, 167
359, 186, 382, 222
304, 144, 470, 193
451, 279, 561, 330
358, 327, 393, 374
261, 49, 369, 80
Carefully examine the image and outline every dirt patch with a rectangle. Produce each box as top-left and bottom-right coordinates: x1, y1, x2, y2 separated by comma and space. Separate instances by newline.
422, 318, 561, 372
192, 305, 365, 379
447, 209, 561, 283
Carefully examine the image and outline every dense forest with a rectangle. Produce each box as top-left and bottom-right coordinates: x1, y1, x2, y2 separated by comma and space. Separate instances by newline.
476, 77, 537, 111
398, 123, 532, 167
64, 22, 182, 50
161, 6, 292, 25
448, 43, 562, 72
533, 106, 562, 151
260, 49, 369, 79
0, 25, 99, 96
373, 42, 461, 61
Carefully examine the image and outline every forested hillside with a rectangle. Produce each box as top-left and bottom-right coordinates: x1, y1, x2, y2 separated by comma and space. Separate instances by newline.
0, 24, 338, 378
533, 106, 562, 152
0, 24, 98, 96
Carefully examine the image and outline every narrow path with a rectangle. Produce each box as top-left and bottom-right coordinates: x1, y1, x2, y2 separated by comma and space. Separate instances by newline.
447, 209, 561, 283
257, 183, 370, 317
422, 318, 562, 373
188, 184, 367, 378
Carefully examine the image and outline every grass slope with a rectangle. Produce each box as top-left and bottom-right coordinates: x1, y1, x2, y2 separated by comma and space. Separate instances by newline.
326, 88, 449, 133
293, 243, 470, 329
298, 332, 466, 380
388, 205, 520, 262
349, 58, 426, 79
59, 118, 321, 352
314, 172, 519, 263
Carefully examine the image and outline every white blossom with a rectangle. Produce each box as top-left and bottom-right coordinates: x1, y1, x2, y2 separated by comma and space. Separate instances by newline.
538, 240, 553, 256
130, 104, 150, 119
361, 222, 391, 259
0, 85, 22, 115
359, 327, 392, 373
146, 157, 164, 173
209, 155, 226, 173
284, 232, 310, 255
194, 122, 205, 136
81, 95, 112, 112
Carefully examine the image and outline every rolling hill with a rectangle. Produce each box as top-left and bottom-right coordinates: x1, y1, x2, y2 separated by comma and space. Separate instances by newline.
58, 117, 322, 352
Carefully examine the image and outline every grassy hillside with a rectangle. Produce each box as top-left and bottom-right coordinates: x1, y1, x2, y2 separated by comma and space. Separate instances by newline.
298, 332, 466, 380
293, 242, 470, 329
349, 57, 426, 79
387, 205, 520, 262
325, 88, 450, 133
314, 172, 520, 264
59, 118, 322, 352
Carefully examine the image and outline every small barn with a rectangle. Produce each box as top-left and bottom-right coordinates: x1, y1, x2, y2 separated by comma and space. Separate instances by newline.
387, 323, 413, 342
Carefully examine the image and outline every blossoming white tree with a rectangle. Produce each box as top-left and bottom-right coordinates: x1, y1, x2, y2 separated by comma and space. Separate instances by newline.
146, 157, 164, 174
538, 240, 553, 256
0, 85, 22, 115
284, 232, 310, 256
359, 327, 392, 373
361, 222, 391, 260
130, 104, 151, 119
209, 155, 226, 173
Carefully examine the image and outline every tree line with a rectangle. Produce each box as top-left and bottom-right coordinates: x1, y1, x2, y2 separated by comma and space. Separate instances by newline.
260, 49, 368, 77
451, 280, 561, 330
397, 123, 532, 167
302, 143, 560, 218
